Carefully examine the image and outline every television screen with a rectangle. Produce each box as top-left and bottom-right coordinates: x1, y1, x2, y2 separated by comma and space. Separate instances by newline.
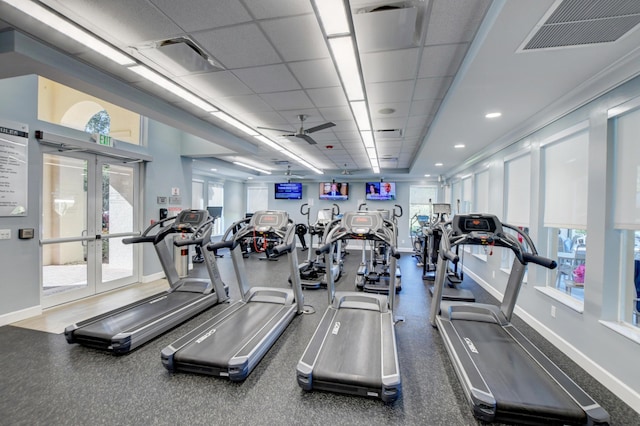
319, 182, 349, 201
366, 182, 396, 200
274, 182, 303, 200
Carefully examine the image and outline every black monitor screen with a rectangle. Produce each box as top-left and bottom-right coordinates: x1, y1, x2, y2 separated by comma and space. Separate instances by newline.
319, 182, 348, 201
207, 206, 222, 218
365, 182, 396, 200
275, 182, 303, 200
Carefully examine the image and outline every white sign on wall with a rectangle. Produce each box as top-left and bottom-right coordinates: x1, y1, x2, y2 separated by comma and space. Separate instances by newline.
0, 119, 28, 216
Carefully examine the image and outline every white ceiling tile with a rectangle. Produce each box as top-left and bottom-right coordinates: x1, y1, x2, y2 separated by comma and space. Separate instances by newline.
216, 94, 273, 114
366, 80, 414, 104
414, 77, 453, 100
409, 100, 433, 117
47, 0, 183, 45
243, 0, 314, 20
233, 64, 300, 93
178, 71, 253, 99
289, 59, 341, 88
361, 48, 419, 83
259, 90, 314, 110
425, 0, 492, 45
193, 24, 281, 69
418, 44, 467, 78
407, 114, 432, 128
150, 0, 252, 32
371, 116, 408, 130
237, 111, 288, 128
306, 87, 348, 108
319, 106, 353, 122
261, 15, 329, 62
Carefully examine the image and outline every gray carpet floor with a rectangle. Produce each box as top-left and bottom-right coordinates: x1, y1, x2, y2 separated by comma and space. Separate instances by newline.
0, 247, 637, 425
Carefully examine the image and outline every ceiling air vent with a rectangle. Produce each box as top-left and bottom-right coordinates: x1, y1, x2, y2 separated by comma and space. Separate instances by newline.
353, 2, 418, 52
137, 37, 224, 76
520, 0, 640, 51
375, 129, 404, 139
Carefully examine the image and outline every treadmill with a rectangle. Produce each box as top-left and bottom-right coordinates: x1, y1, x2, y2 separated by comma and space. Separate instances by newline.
430, 214, 609, 425
297, 210, 401, 402
65, 209, 228, 354
424, 203, 474, 302
161, 210, 305, 381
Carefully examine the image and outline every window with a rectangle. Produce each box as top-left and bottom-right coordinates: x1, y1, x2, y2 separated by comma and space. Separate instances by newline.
613, 107, 640, 327
247, 186, 268, 214
461, 176, 472, 214
451, 180, 461, 214
542, 125, 589, 303
409, 185, 438, 235
192, 180, 204, 209
208, 183, 224, 236
502, 153, 531, 271
473, 170, 490, 260
38, 77, 141, 144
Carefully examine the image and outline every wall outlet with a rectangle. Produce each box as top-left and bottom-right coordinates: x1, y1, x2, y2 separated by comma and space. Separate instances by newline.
0, 229, 11, 240
551, 305, 556, 318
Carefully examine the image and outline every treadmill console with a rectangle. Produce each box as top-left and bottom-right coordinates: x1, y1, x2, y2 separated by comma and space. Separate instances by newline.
250, 210, 289, 232
453, 214, 503, 238
175, 209, 208, 230
342, 211, 383, 237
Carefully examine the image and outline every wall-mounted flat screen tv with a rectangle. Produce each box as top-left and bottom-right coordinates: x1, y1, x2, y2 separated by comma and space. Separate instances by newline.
274, 182, 303, 200
319, 182, 349, 201
365, 182, 396, 201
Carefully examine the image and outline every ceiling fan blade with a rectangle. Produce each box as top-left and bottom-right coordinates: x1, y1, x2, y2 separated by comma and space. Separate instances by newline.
297, 134, 317, 145
257, 126, 295, 133
305, 122, 336, 133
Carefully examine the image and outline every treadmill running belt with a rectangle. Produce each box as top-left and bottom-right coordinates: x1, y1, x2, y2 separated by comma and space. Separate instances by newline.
452, 320, 586, 423
74, 292, 202, 341
313, 309, 382, 388
173, 302, 285, 367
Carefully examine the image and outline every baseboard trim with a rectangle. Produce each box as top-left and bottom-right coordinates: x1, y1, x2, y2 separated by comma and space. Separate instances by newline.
141, 271, 165, 283
464, 268, 640, 416
0, 305, 42, 327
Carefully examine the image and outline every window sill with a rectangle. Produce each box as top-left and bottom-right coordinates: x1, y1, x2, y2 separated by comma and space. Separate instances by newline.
599, 320, 640, 345
472, 253, 487, 262
534, 286, 584, 313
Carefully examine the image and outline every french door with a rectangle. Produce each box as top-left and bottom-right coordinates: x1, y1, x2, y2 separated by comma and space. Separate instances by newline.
41, 150, 140, 308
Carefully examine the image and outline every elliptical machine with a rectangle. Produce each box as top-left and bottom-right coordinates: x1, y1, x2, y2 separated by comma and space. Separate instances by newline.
296, 203, 343, 289
355, 204, 402, 294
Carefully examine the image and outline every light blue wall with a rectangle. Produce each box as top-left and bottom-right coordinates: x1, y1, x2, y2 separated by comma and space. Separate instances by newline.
0, 75, 40, 316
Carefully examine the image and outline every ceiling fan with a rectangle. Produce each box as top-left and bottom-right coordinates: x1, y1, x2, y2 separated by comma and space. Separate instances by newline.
258, 114, 335, 145
284, 165, 304, 179
341, 164, 352, 175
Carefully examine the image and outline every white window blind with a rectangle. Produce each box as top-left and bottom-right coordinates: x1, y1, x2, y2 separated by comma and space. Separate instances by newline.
461, 177, 472, 213
614, 108, 640, 229
505, 154, 531, 226
543, 130, 589, 228
191, 180, 204, 209
451, 181, 461, 213
247, 186, 268, 213
474, 170, 489, 214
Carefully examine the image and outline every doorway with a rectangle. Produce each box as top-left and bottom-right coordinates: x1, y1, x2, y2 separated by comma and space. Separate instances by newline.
41, 150, 140, 308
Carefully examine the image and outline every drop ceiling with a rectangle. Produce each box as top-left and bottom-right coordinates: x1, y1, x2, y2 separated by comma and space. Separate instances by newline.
1, 0, 640, 182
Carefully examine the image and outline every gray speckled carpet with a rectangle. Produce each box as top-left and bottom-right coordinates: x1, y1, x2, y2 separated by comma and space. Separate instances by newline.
0, 249, 637, 425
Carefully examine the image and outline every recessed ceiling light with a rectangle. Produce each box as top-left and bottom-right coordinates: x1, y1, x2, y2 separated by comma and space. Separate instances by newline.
454, 144, 465, 149
435, 162, 443, 167
210, 168, 217, 171
379, 107, 396, 115
424, 174, 431, 177
485, 112, 502, 118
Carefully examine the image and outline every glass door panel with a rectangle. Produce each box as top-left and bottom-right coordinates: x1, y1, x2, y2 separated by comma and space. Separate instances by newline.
41, 153, 94, 306
96, 161, 137, 292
